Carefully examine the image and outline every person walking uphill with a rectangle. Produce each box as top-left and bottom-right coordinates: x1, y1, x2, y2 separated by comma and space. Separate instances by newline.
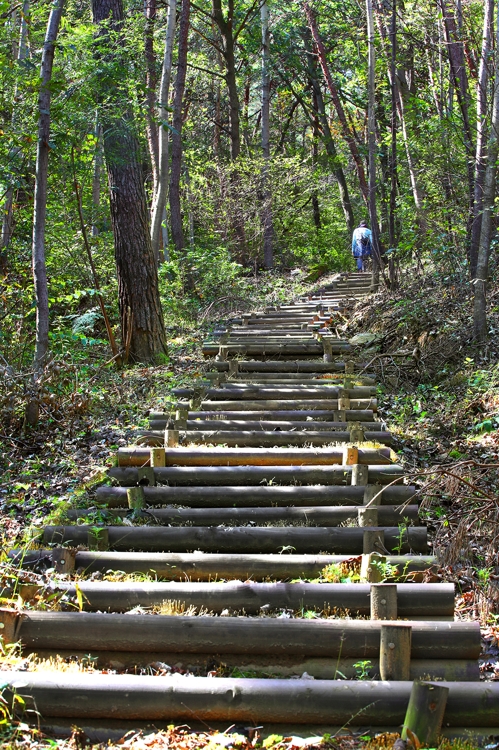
351, 220, 372, 271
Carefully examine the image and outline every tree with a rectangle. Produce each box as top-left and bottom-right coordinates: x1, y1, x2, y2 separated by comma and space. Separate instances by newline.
473, 0, 499, 342
366, 0, 383, 286
92, 0, 167, 364
260, 0, 273, 268
169, 0, 191, 255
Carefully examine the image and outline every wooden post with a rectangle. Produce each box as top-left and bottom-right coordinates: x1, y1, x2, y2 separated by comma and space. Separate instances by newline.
370, 583, 397, 619
361, 552, 385, 583
358, 507, 378, 527
338, 389, 351, 410
175, 406, 189, 421
215, 345, 228, 362
349, 422, 365, 443
0, 609, 20, 644
402, 682, 449, 747
351, 464, 368, 485
323, 338, 333, 362
189, 387, 206, 409
345, 360, 355, 374
137, 467, 156, 486
380, 623, 412, 680
87, 528, 109, 551
363, 485, 383, 505
343, 445, 359, 465
151, 447, 166, 466
127, 486, 145, 510
363, 528, 384, 554
52, 548, 76, 575
228, 360, 239, 377
164, 430, 179, 448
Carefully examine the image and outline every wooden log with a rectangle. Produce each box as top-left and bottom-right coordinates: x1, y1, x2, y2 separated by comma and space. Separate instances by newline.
66, 504, 420, 527
164, 419, 384, 431
95, 484, 419, 508
3, 674, 496, 725
172, 386, 376, 399
15, 613, 478, 659
117, 446, 392, 468
12, 550, 438, 582
150, 410, 376, 428
52, 548, 76, 575
212, 361, 368, 373
143, 431, 394, 448
402, 682, 449, 746
25, 651, 481, 682
108, 464, 406, 487
371, 583, 398, 620
49, 581, 455, 617
43, 525, 427, 554
380, 624, 412, 680
198, 398, 376, 412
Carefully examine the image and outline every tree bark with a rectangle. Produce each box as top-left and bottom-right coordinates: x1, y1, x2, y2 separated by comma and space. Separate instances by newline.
169, 0, 190, 255
31, 0, 65, 370
0, 0, 30, 275
91, 116, 103, 237
388, 0, 397, 288
366, 0, 383, 286
473, 0, 499, 342
92, 0, 167, 364
261, 0, 273, 268
470, 0, 493, 276
144, 0, 159, 193
304, 1, 369, 206
150, 0, 177, 261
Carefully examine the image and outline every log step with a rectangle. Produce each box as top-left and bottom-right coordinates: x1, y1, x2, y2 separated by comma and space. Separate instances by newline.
140, 430, 394, 447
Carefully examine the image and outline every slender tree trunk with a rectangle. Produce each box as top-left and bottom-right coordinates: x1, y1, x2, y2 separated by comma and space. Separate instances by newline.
261, 0, 273, 269
311, 100, 321, 232
440, 0, 475, 266
470, 0, 493, 276
91, 117, 103, 237
0, 0, 30, 275
144, 0, 159, 193
473, 0, 499, 342
304, 1, 369, 205
388, 0, 397, 287
366, 0, 383, 287
93, 0, 167, 364
150, 0, 177, 261
169, 0, 190, 255
32, 0, 65, 370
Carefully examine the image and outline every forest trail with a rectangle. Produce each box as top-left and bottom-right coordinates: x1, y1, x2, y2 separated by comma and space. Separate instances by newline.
3, 273, 498, 744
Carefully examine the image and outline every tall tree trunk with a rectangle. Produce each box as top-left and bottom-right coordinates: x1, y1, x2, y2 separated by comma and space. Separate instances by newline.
91, 117, 103, 237
0, 0, 30, 275
169, 0, 190, 255
144, 0, 159, 193
32, 0, 65, 370
150, 0, 177, 262
93, 0, 167, 364
388, 0, 397, 287
470, 0, 493, 276
473, 0, 499, 343
311, 100, 321, 232
261, 0, 273, 269
366, 0, 383, 287
440, 0, 475, 267
304, 1, 369, 206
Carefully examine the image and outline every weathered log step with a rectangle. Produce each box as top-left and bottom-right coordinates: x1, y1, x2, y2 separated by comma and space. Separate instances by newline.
42, 525, 427, 553
10, 550, 432, 580
9, 613, 479, 659
202, 345, 346, 355
141, 430, 394, 448
6, 674, 496, 725
172, 386, 377, 398
196, 399, 376, 411
117, 446, 392, 467
66, 504, 419, 526
37, 581, 455, 615
150, 411, 377, 429
95, 484, 418, 508
212, 361, 367, 372
108, 464, 405, 486
204, 374, 377, 385
160, 419, 384, 431
26, 651, 479, 682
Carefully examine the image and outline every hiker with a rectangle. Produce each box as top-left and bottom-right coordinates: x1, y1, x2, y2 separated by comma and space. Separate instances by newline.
351, 220, 373, 271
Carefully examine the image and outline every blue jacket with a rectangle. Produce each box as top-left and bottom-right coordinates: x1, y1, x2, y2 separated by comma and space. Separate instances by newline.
352, 227, 372, 257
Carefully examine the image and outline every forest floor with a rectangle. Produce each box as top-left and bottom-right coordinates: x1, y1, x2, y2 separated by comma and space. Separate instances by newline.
1, 266, 499, 749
